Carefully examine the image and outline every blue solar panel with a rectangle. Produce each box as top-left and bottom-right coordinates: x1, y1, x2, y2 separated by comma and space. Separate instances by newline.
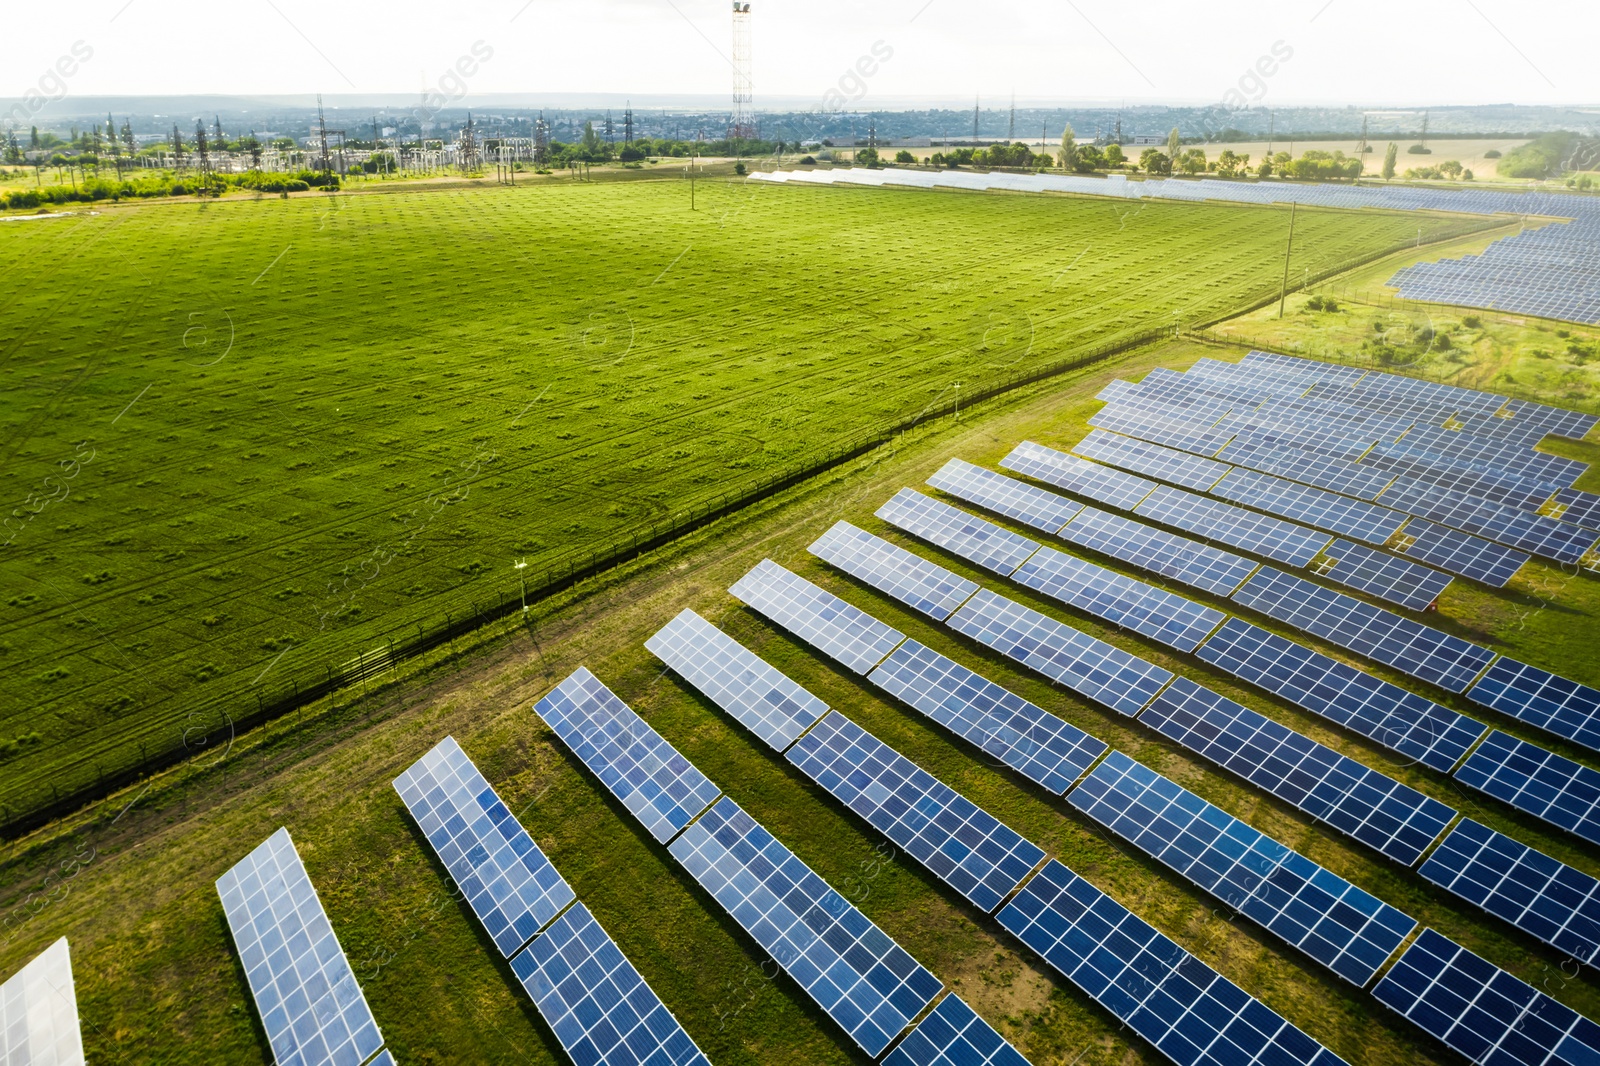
946, 589, 1173, 717
1089, 404, 1238, 457
1379, 475, 1598, 565
729, 559, 905, 675
1138, 677, 1457, 866
927, 458, 1084, 533
1418, 818, 1600, 968
1307, 538, 1454, 612
393, 737, 577, 956
1135, 485, 1334, 567
1216, 437, 1397, 500
1551, 487, 1600, 531
1230, 567, 1496, 693
1468, 657, 1600, 755
1072, 751, 1416, 986
882, 993, 1029, 1066
1372, 929, 1600, 1066
996, 859, 1350, 1066
867, 639, 1107, 794
533, 668, 721, 844
645, 609, 829, 752
876, 488, 1041, 576
1072, 429, 1232, 491
668, 796, 943, 1057
1056, 506, 1260, 597
510, 902, 712, 1066
1010, 546, 1226, 653
215, 829, 388, 1066
787, 713, 1046, 913
809, 520, 980, 621
1209, 467, 1409, 546
1000, 440, 1159, 512
1195, 618, 1487, 773
1455, 731, 1600, 847
1392, 518, 1529, 588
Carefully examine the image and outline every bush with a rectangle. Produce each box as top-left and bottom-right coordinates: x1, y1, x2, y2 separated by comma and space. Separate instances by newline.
1463, 315, 1482, 328
895, 150, 915, 164
618, 145, 645, 162
1498, 133, 1575, 179
733, 162, 746, 175
798, 156, 816, 165
1484, 149, 1502, 158
1407, 144, 1432, 154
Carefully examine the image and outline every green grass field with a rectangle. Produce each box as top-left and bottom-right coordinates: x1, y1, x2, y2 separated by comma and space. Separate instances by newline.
3, 332, 1598, 1066
0, 176, 1484, 828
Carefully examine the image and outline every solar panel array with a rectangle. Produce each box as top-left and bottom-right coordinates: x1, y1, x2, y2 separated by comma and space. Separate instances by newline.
669, 796, 944, 1057
1211, 466, 1409, 547
996, 859, 1351, 1066
645, 608, 829, 752
215, 829, 388, 1066
1135, 485, 1334, 568
1071, 752, 1417, 986
393, 736, 577, 956
1373, 929, 1600, 1066
1391, 517, 1529, 588
729, 558, 905, 674
809, 520, 980, 621
1055, 505, 1259, 596
1308, 538, 1454, 611
533, 668, 721, 844
876, 488, 1042, 576
882, 993, 1030, 1066
787, 712, 1047, 913
1468, 657, 1600, 754
1073, 428, 1230, 491
1000, 440, 1158, 512
0, 938, 83, 1066
1455, 731, 1600, 847
1010, 546, 1226, 653
927, 458, 1084, 533
510, 902, 712, 1066
1418, 818, 1600, 968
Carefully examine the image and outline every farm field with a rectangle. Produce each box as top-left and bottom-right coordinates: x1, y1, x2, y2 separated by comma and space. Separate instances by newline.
0, 176, 1485, 830
2, 336, 1598, 1066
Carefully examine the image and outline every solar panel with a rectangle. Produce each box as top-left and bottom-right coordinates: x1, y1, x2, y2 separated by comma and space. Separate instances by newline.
875, 488, 1041, 576
0, 939, 83, 1066
532, 668, 721, 844
867, 639, 1107, 794
367, 1053, 396, 1066
926, 458, 1084, 533
729, 559, 905, 675
1056, 506, 1260, 596
1088, 404, 1237, 457
393, 736, 576, 956
1216, 437, 1397, 501
1372, 929, 1600, 1066
787, 712, 1046, 913
1551, 487, 1600, 531
1000, 440, 1159, 512
1379, 475, 1598, 565
1230, 567, 1496, 693
808, 520, 980, 621
1391, 518, 1529, 588
1418, 819, 1600, 968
1455, 731, 1600, 847
1138, 678, 1457, 866
882, 993, 1029, 1066
946, 589, 1173, 717
1135, 485, 1334, 567
1010, 546, 1226, 653
1072, 429, 1232, 491
1072, 751, 1416, 986
1209, 467, 1409, 546
1467, 657, 1600, 754
510, 902, 712, 1066
215, 829, 387, 1066
668, 796, 943, 1057
1307, 538, 1454, 611
995, 859, 1350, 1066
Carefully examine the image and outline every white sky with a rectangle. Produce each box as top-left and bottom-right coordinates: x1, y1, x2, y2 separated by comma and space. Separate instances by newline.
4, 0, 1596, 108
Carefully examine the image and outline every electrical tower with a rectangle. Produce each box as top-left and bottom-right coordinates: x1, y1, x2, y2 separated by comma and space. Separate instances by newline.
972, 96, 979, 142
316, 95, 333, 176
534, 111, 550, 165
1356, 115, 1369, 156
459, 112, 479, 172
624, 102, 634, 145
730, 2, 756, 141
1008, 92, 1015, 141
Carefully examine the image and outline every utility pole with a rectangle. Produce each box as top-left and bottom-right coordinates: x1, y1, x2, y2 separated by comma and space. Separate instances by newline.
1277, 202, 1298, 319
1008, 92, 1015, 141
972, 95, 979, 142
624, 102, 634, 145
1267, 110, 1275, 158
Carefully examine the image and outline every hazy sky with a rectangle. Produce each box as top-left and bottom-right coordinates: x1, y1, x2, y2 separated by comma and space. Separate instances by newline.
5, 0, 1594, 108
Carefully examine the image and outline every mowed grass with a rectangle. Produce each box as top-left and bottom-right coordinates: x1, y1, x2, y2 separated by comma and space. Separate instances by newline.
3, 339, 1598, 1066
0, 177, 1475, 825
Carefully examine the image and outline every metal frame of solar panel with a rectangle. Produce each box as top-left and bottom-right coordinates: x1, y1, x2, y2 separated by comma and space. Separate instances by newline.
1072, 751, 1416, 986
809, 520, 980, 621
1135, 485, 1334, 567
787, 712, 1046, 913
1230, 567, 1495, 693
1308, 538, 1454, 611
875, 488, 1041, 577
1418, 818, 1600, 968
509, 902, 712, 1066
1072, 429, 1231, 492
926, 457, 1085, 533
645, 608, 829, 752
996, 859, 1350, 1066
1010, 545, 1226, 653
0, 938, 83, 1066
1392, 517, 1529, 587
1195, 617, 1486, 773
1139, 677, 1457, 866
1207, 466, 1408, 546
729, 558, 905, 675
1468, 657, 1600, 754
1372, 928, 1600, 1066
532, 668, 721, 844
1001, 440, 1159, 512
668, 796, 944, 1057
1455, 731, 1600, 847
867, 638, 1107, 794
947, 589, 1173, 717
882, 993, 1030, 1066
215, 828, 387, 1066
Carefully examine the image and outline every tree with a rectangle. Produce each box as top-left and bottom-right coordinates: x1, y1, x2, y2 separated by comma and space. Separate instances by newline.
1139, 148, 1170, 175
894, 149, 915, 164
1058, 123, 1076, 170
1216, 149, 1249, 177
121, 120, 135, 157
1103, 143, 1125, 168
1177, 148, 1208, 175
1381, 142, 1398, 179
29, 126, 39, 149
580, 121, 602, 158
3, 129, 20, 165
856, 147, 879, 166
1167, 127, 1180, 164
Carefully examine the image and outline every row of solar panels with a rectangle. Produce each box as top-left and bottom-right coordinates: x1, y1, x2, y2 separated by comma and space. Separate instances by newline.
0, 938, 84, 1066
716, 544, 1600, 1066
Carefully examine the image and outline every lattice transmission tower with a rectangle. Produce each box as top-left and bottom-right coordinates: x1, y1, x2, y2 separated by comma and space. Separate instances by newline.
730, 2, 756, 141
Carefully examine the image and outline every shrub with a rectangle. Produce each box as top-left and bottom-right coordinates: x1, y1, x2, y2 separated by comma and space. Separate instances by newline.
1485, 149, 1502, 158
1463, 315, 1482, 328
895, 150, 915, 164
733, 162, 746, 175
798, 156, 816, 165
